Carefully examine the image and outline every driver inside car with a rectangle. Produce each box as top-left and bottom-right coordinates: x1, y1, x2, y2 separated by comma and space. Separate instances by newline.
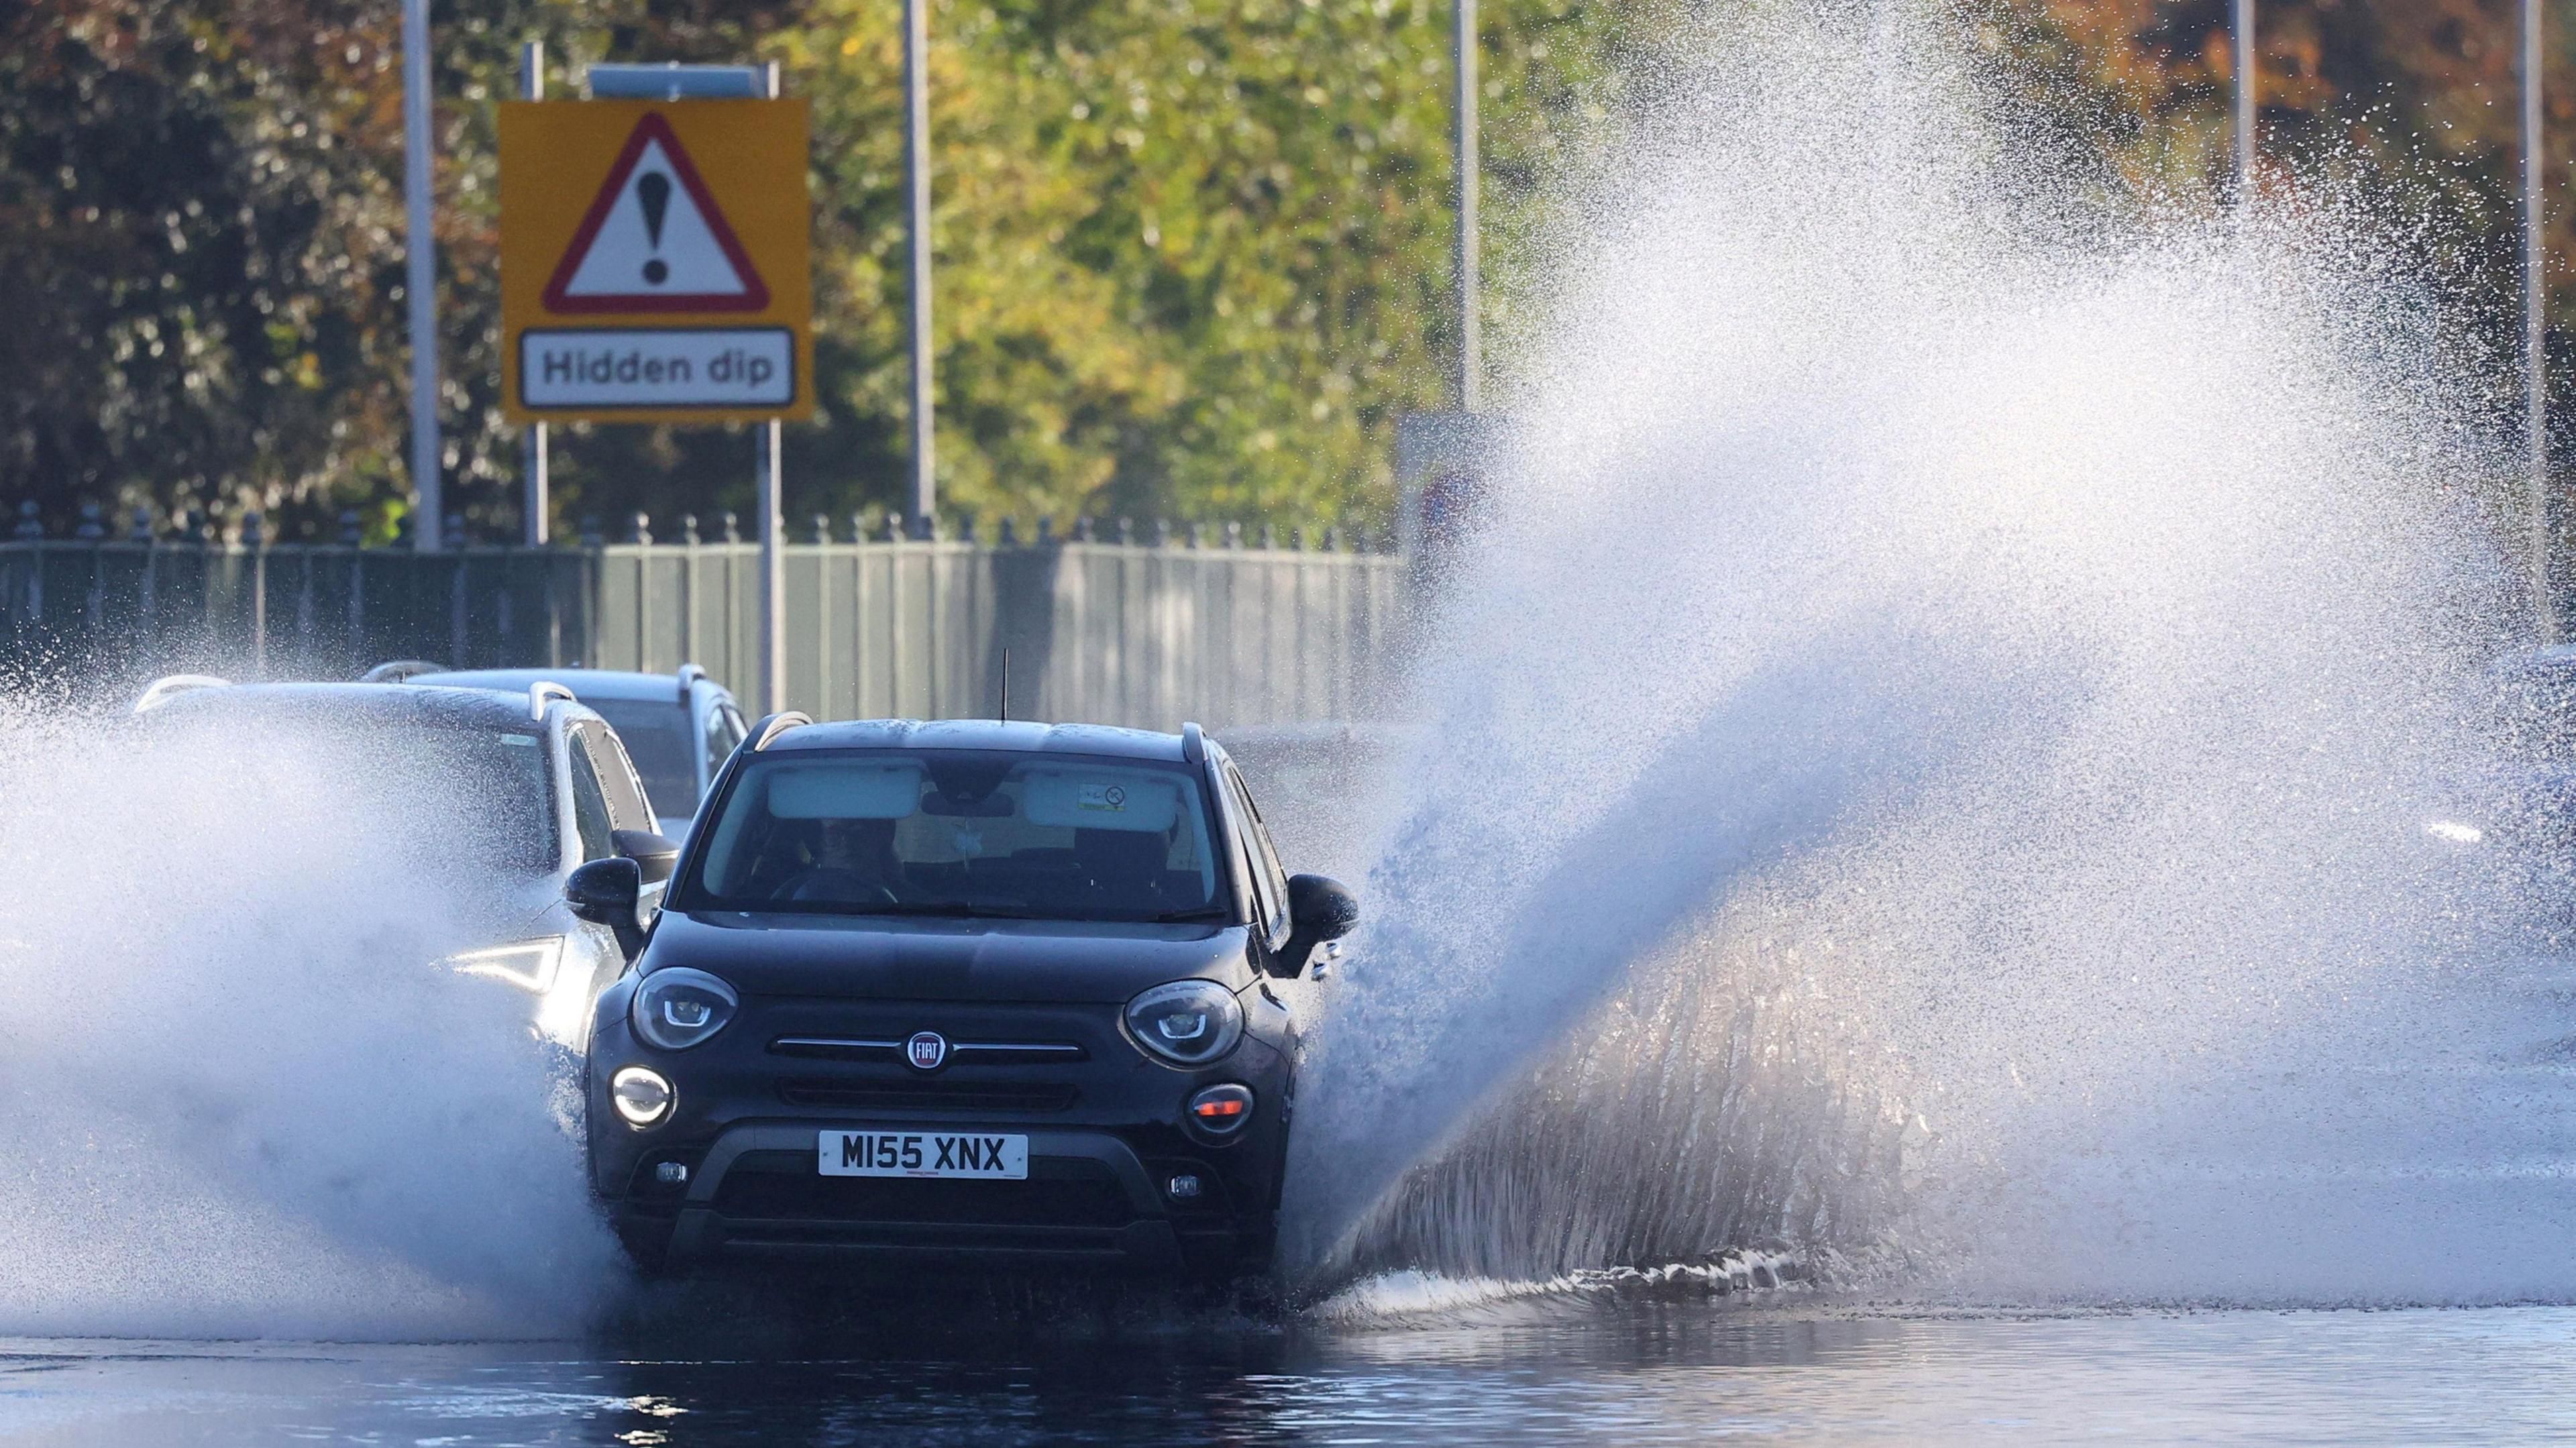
774, 816, 906, 904
1073, 826, 1169, 909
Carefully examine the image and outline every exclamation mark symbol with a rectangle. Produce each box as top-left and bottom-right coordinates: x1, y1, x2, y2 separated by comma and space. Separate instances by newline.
637, 172, 672, 286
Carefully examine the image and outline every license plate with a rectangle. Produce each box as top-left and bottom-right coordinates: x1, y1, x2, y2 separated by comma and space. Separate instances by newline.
818, 1130, 1028, 1180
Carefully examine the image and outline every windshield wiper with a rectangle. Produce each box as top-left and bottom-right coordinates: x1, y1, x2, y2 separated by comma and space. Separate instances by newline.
772, 899, 1226, 924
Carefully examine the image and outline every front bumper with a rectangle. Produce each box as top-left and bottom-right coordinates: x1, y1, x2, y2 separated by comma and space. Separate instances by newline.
589, 991, 1297, 1278
629, 1121, 1254, 1272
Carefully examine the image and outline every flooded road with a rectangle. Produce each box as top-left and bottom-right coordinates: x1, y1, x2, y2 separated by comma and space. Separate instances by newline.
9, 1302, 2576, 1445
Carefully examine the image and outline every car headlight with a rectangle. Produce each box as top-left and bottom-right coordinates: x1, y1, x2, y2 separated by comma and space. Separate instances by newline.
1123, 979, 1244, 1068
630, 968, 739, 1050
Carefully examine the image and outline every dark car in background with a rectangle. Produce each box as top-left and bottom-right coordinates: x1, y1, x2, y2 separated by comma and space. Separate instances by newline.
2428, 650, 2576, 854
368, 664, 747, 838
133, 675, 682, 1045
2414, 648, 2576, 943
570, 716, 1358, 1280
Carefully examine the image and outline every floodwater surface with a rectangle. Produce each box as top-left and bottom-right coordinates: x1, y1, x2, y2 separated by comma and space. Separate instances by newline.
6, 1301, 2575, 1446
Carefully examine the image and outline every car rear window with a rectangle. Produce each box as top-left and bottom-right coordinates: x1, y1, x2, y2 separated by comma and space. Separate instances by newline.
586, 699, 699, 812
439, 730, 556, 873
680, 748, 1228, 923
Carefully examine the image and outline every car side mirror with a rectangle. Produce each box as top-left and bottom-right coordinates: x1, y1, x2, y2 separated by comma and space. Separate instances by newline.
612, 828, 680, 885
567, 856, 646, 956
1271, 873, 1359, 979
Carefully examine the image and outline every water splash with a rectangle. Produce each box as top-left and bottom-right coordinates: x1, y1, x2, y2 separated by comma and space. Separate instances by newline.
1306, 1245, 1812, 1329
1338, 901, 1915, 1285
1286, 5, 2540, 1304
0, 697, 618, 1339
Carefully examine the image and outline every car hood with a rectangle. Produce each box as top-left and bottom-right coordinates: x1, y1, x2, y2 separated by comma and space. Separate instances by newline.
643, 909, 1253, 1003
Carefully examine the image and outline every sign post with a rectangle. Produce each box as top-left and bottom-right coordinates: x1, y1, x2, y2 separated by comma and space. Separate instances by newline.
500, 70, 812, 706
521, 41, 549, 546
903, 0, 935, 535
760, 62, 788, 712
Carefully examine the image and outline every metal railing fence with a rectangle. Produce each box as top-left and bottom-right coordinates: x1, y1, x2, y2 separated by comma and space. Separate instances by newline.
0, 530, 1409, 730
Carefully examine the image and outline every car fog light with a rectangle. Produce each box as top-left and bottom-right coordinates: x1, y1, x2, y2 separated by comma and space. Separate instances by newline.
1186, 1083, 1254, 1134
1167, 1174, 1203, 1200
611, 1066, 674, 1127
655, 1160, 690, 1185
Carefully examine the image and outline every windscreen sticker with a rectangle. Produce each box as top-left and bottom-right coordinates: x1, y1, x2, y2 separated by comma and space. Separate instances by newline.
1022, 769, 1180, 831
498, 734, 540, 747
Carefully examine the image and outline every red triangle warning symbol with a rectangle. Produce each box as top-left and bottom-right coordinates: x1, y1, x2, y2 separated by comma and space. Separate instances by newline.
541, 113, 771, 314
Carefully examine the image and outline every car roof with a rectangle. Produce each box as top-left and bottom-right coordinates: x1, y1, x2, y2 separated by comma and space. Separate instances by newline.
413, 667, 707, 704
140, 681, 568, 730
769, 718, 1189, 762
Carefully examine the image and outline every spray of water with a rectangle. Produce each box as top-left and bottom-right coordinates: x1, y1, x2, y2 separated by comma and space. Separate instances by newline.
1287, 5, 2552, 1306
0, 697, 619, 1339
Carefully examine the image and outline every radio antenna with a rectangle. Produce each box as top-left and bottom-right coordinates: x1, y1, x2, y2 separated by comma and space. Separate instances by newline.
1000, 647, 1010, 722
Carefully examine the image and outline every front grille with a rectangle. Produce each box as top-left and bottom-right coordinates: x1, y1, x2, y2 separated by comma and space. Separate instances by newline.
770, 1038, 902, 1063
769, 1037, 1089, 1065
777, 1079, 1080, 1113
712, 1150, 1132, 1227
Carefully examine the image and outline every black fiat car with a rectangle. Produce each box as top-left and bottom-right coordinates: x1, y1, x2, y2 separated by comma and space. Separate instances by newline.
570, 716, 1357, 1280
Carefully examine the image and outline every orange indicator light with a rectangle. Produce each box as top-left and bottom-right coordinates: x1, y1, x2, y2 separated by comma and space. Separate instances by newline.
1185, 1084, 1255, 1131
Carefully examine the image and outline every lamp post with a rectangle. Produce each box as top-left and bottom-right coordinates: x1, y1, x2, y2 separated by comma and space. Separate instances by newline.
904, 0, 936, 535
1453, 0, 1479, 413
2530, 0, 2556, 641
401, 0, 441, 549
2233, 0, 2255, 201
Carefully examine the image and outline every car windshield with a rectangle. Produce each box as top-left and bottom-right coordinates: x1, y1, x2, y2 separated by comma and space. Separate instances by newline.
680, 748, 1230, 922
588, 698, 698, 811
137, 700, 557, 873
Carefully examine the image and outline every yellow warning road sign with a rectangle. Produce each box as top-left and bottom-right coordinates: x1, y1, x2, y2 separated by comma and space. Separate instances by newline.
500, 99, 812, 425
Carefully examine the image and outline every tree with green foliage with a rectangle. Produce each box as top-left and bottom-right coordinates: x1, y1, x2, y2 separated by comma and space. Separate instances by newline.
0, 0, 1631, 543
